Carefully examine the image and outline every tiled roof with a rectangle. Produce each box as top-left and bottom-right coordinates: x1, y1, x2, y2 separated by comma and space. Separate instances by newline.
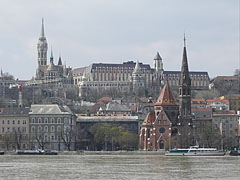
101, 102, 131, 112
91, 61, 152, 70
29, 104, 72, 115
143, 111, 156, 125
164, 71, 209, 75
191, 99, 206, 104
206, 98, 230, 105
0, 107, 30, 116
155, 84, 176, 106
98, 97, 113, 102
72, 67, 87, 76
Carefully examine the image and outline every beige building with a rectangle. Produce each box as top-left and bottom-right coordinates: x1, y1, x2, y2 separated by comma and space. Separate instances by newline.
0, 107, 30, 151
29, 104, 75, 151
212, 111, 239, 149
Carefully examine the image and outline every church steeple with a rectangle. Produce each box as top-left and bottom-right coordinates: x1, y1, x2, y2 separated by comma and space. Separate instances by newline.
37, 18, 48, 68
58, 53, 62, 65
177, 34, 193, 148
50, 48, 54, 64
179, 34, 191, 96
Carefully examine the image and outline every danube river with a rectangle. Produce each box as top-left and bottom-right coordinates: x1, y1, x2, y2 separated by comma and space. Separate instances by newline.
0, 154, 239, 180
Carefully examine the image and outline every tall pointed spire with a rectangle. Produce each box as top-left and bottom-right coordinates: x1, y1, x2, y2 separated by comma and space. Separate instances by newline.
58, 53, 63, 65
50, 47, 54, 64
180, 34, 190, 83
0, 69, 3, 77
184, 33, 186, 47
154, 52, 162, 60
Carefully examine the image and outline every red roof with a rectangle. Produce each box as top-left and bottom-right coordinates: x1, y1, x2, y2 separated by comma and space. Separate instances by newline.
143, 111, 156, 125
98, 97, 112, 102
206, 97, 229, 105
155, 84, 176, 106
191, 99, 206, 104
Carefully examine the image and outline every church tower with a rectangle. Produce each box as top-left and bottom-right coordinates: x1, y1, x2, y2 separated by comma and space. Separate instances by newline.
132, 61, 145, 95
153, 52, 164, 91
177, 35, 193, 148
36, 19, 48, 80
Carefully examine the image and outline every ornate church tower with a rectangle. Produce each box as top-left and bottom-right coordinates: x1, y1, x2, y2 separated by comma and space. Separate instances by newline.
36, 19, 48, 80
177, 35, 193, 148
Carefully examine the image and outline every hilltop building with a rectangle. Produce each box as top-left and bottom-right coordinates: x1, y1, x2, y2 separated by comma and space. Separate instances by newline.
73, 50, 209, 97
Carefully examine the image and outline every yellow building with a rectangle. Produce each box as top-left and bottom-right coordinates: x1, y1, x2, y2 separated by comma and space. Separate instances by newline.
0, 107, 30, 151
220, 95, 240, 112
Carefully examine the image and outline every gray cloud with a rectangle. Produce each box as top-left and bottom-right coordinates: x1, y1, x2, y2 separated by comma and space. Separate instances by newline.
0, 0, 239, 79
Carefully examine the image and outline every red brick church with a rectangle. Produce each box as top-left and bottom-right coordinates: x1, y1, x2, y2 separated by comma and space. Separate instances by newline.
139, 37, 194, 150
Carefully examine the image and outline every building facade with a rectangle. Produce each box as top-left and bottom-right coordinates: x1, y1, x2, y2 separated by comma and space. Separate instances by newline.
212, 111, 239, 148
0, 107, 30, 151
74, 49, 209, 97
29, 104, 75, 151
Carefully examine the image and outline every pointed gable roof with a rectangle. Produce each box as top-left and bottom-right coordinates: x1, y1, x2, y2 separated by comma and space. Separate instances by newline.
133, 61, 141, 74
142, 111, 156, 125
58, 56, 62, 65
154, 52, 162, 60
155, 84, 176, 106
180, 34, 191, 86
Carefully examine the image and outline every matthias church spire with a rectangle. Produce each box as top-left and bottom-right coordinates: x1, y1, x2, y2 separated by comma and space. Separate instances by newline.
41, 18, 45, 38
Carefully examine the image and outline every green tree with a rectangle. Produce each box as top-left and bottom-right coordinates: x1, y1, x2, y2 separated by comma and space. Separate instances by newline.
90, 123, 138, 151
118, 131, 138, 150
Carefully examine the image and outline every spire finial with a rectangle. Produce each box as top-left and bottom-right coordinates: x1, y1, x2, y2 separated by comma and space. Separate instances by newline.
50, 47, 54, 64
41, 18, 45, 37
184, 33, 186, 47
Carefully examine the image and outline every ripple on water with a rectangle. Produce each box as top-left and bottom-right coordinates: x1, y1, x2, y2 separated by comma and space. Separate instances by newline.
0, 155, 240, 180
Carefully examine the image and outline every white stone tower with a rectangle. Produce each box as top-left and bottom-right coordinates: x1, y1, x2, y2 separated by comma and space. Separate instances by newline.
36, 18, 48, 79
153, 52, 163, 88
132, 61, 145, 94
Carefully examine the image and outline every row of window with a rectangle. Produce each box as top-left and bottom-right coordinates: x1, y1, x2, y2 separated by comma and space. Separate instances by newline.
2, 120, 27, 125
31, 126, 62, 133
2, 127, 27, 133
30, 118, 70, 124
82, 83, 130, 87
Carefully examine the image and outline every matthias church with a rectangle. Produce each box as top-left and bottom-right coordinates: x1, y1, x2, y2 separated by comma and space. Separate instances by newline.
34, 19, 72, 85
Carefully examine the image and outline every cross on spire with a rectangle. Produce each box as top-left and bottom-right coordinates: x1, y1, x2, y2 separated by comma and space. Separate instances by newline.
184, 33, 186, 47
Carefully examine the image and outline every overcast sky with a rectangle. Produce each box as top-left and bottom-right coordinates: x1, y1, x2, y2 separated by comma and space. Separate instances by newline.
0, 0, 239, 80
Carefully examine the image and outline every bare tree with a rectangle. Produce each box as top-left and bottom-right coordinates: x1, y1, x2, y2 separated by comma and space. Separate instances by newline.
13, 128, 23, 150
3, 133, 12, 151
34, 128, 48, 150
61, 125, 75, 151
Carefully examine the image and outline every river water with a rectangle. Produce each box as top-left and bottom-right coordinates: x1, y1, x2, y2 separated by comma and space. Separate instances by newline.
0, 154, 239, 180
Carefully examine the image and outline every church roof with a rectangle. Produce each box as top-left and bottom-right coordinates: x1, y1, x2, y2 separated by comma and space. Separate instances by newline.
154, 52, 162, 60
142, 111, 156, 125
133, 61, 141, 74
155, 84, 176, 106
